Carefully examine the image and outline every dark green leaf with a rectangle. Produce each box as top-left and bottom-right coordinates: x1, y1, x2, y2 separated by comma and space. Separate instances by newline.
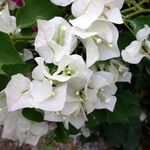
2, 64, 30, 76
86, 110, 108, 126
108, 90, 141, 123
16, 0, 61, 28
55, 123, 69, 143
131, 15, 150, 33
22, 108, 44, 122
0, 74, 10, 91
103, 119, 141, 150
118, 32, 135, 50
0, 32, 23, 72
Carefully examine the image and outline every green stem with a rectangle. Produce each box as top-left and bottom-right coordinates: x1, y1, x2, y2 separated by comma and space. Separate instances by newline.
122, 0, 146, 13
125, 9, 150, 18
123, 19, 135, 36
12, 35, 35, 41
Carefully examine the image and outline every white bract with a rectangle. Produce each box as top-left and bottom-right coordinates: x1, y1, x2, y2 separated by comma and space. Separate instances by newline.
2, 111, 48, 146
73, 21, 120, 67
35, 17, 77, 63
4, 72, 67, 112
98, 59, 132, 83
44, 61, 92, 129
122, 25, 150, 64
0, 5, 19, 34
0, 92, 48, 146
50, 0, 124, 29
51, 54, 93, 84
85, 71, 117, 114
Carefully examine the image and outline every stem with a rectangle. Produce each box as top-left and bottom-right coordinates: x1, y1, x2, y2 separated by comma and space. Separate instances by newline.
122, 0, 147, 13
123, 19, 135, 36
12, 35, 35, 41
125, 9, 150, 18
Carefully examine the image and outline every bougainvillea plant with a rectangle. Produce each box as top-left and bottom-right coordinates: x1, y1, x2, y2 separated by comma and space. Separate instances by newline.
0, 0, 149, 149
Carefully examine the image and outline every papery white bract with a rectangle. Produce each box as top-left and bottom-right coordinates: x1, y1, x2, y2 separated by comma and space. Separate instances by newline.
50, 0, 75, 6
70, 0, 123, 29
121, 25, 150, 64
2, 110, 48, 146
108, 59, 132, 83
73, 21, 120, 67
50, 0, 124, 29
5, 74, 31, 111
35, 17, 77, 63
4, 72, 68, 112
85, 71, 117, 114
0, 5, 19, 34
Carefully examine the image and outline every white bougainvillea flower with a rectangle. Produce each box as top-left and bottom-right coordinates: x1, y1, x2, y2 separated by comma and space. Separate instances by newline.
70, 0, 123, 29
4, 74, 31, 111
50, 0, 123, 29
99, 0, 124, 24
2, 110, 48, 146
73, 21, 120, 67
45, 105, 87, 129
5, 73, 67, 112
44, 76, 90, 129
122, 25, 150, 64
107, 59, 132, 83
35, 17, 77, 63
0, 5, 19, 34
70, 0, 104, 29
51, 55, 93, 84
136, 25, 150, 42
84, 71, 117, 114
121, 41, 148, 64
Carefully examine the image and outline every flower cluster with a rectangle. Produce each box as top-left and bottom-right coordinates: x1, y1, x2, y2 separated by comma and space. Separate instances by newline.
0, 0, 149, 146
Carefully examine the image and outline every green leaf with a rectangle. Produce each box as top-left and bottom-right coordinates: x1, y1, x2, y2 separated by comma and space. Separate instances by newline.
2, 64, 30, 76
103, 119, 141, 150
0, 74, 10, 91
55, 123, 69, 143
118, 32, 135, 50
0, 32, 23, 72
86, 110, 108, 126
107, 90, 141, 123
131, 15, 150, 33
16, 0, 61, 28
22, 108, 44, 122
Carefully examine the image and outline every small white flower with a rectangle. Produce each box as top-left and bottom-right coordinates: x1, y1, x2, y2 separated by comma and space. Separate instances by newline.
4, 74, 31, 111
35, 17, 77, 63
73, 21, 120, 67
108, 59, 132, 83
4, 72, 68, 112
85, 71, 117, 113
121, 41, 147, 64
2, 110, 48, 146
122, 25, 150, 64
52, 55, 93, 84
0, 5, 19, 34
50, 0, 124, 29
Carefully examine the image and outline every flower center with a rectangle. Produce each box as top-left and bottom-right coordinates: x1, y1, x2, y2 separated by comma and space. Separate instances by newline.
93, 35, 113, 48
75, 89, 85, 102
63, 66, 77, 76
97, 88, 111, 103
